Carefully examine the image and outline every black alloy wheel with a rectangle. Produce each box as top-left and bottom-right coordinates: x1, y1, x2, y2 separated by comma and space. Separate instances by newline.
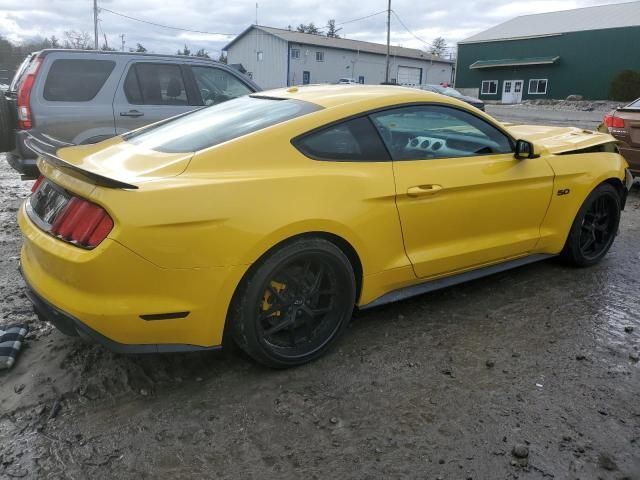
561, 183, 621, 267
229, 238, 356, 368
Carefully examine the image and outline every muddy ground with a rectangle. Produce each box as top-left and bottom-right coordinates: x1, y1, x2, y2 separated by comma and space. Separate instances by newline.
0, 147, 639, 479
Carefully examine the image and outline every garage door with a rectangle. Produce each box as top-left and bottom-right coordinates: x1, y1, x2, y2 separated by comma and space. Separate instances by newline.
397, 66, 422, 85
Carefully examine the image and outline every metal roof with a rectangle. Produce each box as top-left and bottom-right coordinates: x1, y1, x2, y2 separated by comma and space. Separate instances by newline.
224, 25, 453, 64
460, 1, 640, 43
470, 56, 560, 69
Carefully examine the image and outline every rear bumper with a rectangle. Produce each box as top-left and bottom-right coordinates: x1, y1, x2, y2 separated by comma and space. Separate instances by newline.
618, 145, 640, 174
18, 201, 246, 351
7, 130, 39, 179
23, 270, 218, 354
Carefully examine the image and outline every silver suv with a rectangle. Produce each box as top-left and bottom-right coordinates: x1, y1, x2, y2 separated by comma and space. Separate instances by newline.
0, 49, 260, 179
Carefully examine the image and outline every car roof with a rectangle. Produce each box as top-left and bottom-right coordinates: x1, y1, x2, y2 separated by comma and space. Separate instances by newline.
36, 49, 221, 64
256, 84, 446, 109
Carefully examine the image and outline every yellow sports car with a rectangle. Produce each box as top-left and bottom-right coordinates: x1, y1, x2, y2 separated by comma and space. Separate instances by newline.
19, 85, 633, 367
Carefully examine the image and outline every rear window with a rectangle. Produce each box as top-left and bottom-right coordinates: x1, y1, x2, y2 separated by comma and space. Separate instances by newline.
124, 96, 322, 153
626, 98, 640, 109
43, 59, 115, 101
293, 117, 390, 161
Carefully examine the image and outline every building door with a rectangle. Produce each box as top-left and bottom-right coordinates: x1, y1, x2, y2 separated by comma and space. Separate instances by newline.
358, 75, 365, 84
302, 71, 310, 85
397, 66, 422, 85
502, 80, 524, 104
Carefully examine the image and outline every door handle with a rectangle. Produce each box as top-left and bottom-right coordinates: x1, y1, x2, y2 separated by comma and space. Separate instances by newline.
407, 185, 443, 197
119, 110, 144, 118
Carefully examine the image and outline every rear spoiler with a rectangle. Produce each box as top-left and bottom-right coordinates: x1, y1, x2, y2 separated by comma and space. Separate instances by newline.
24, 133, 138, 190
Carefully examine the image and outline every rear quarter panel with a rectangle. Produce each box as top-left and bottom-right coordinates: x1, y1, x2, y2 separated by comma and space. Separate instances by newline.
536, 151, 628, 252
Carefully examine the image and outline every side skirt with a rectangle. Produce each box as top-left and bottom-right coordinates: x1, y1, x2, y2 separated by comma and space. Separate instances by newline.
360, 253, 556, 310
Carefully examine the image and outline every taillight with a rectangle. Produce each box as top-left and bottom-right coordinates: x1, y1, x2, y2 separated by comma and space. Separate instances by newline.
51, 197, 113, 248
16, 56, 43, 130
31, 175, 44, 193
603, 113, 625, 129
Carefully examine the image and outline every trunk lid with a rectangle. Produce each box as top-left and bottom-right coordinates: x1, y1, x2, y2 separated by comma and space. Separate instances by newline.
29, 134, 193, 189
504, 124, 616, 154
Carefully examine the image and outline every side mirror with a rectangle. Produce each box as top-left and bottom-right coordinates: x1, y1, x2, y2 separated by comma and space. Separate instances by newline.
514, 139, 539, 159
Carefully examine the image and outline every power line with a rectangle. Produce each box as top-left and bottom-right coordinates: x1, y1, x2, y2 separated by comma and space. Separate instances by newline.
100, 7, 239, 36
336, 10, 388, 26
390, 10, 432, 47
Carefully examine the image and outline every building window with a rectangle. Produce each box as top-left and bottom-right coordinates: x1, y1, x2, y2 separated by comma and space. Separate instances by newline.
316, 51, 324, 62
528, 79, 548, 95
291, 48, 300, 59
481, 80, 498, 95
257, 51, 263, 62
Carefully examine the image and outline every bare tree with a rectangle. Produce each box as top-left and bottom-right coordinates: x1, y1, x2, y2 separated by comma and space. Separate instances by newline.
63, 30, 92, 50
429, 37, 447, 57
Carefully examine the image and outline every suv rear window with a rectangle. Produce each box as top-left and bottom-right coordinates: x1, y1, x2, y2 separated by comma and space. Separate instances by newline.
43, 59, 115, 101
124, 96, 322, 153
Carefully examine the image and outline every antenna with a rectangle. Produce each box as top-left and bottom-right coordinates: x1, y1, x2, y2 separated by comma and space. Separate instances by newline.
385, 0, 391, 83
120, 33, 125, 52
103, 32, 108, 49
255, 2, 259, 25
93, 0, 99, 49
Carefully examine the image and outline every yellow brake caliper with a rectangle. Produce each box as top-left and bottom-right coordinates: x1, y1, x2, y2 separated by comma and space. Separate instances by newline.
261, 281, 287, 317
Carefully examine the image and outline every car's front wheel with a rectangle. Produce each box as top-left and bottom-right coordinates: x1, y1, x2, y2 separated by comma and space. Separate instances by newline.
229, 237, 356, 368
561, 183, 621, 267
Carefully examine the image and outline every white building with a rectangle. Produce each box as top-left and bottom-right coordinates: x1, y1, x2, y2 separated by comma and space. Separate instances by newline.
224, 25, 454, 89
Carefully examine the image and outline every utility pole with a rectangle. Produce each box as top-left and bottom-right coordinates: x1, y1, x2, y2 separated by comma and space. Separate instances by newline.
120, 33, 125, 52
93, 0, 99, 49
385, 0, 391, 83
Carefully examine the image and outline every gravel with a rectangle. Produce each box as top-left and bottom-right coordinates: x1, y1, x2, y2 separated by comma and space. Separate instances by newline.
1, 150, 639, 478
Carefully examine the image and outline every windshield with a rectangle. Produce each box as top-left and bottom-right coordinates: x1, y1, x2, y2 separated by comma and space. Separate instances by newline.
125, 96, 322, 153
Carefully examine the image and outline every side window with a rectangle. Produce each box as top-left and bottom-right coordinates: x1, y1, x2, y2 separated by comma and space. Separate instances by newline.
124, 63, 188, 106
43, 59, 115, 101
369, 105, 513, 161
191, 66, 253, 106
294, 116, 390, 162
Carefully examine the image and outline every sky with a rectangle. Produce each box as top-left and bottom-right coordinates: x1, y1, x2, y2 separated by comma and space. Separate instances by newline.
0, 0, 631, 56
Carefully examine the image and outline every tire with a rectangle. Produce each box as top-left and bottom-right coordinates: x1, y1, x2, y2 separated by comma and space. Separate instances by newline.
560, 183, 621, 267
229, 237, 356, 368
0, 94, 15, 153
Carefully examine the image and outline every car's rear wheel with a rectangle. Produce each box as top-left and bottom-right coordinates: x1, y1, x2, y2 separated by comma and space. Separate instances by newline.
0, 94, 15, 153
229, 238, 356, 368
561, 183, 621, 267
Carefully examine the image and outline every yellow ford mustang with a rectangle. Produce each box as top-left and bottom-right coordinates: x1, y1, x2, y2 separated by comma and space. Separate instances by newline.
19, 85, 633, 367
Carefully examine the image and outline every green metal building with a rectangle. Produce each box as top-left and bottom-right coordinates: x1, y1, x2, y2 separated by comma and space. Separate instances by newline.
455, 1, 640, 102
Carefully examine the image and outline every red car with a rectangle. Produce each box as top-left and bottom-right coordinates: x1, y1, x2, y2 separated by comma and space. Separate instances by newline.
602, 98, 640, 175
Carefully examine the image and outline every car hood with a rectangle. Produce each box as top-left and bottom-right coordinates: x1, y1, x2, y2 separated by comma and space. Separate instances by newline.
36, 136, 193, 188
503, 124, 617, 154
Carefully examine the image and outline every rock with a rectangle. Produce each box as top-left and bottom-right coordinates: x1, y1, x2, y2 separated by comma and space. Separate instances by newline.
140, 388, 149, 396
438, 458, 445, 464
566, 95, 584, 101
575, 354, 587, 361
598, 453, 618, 471
485, 359, 495, 368
329, 417, 338, 424
13, 384, 25, 394
630, 352, 639, 362
512, 445, 529, 458
624, 326, 634, 333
